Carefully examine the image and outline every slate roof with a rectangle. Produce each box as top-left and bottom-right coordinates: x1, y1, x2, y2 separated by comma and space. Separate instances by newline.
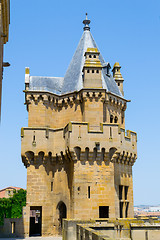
29, 76, 63, 95
29, 17, 123, 98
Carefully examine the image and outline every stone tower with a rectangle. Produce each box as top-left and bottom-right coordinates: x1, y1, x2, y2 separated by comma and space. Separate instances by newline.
21, 15, 137, 237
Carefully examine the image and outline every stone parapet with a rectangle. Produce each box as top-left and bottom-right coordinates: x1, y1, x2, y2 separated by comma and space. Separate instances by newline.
63, 218, 160, 240
21, 122, 137, 167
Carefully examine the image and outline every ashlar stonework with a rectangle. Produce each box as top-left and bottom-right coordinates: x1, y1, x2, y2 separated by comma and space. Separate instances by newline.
21, 15, 137, 237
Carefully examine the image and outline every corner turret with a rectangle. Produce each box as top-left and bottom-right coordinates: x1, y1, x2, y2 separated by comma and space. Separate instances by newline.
112, 62, 124, 96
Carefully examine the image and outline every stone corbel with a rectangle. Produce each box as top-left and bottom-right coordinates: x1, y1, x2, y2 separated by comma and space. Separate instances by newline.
111, 152, 119, 163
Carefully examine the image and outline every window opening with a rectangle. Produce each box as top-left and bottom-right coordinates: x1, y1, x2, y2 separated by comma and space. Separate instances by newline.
114, 116, 118, 123
125, 202, 129, 218
94, 55, 96, 58
99, 206, 109, 218
119, 185, 123, 200
118, 82, 120, 86
51, 182, 53, 192
96, 70, 99, 73
125, 186, 128, 200
110, 115, 113, 123
89, 55, 92, 58
87, 69, 90, 73
88, 186, 90, 199
110, 127, 112, 138
120, 202, 123, 218
92, 70, 94, 73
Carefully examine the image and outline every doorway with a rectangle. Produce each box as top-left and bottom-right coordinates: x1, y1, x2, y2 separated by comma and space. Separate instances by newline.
29, 206, 42, 236
57, 201, 67, 231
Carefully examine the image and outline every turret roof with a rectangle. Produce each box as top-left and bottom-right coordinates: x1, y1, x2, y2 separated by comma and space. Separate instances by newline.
29, 15, 123, 98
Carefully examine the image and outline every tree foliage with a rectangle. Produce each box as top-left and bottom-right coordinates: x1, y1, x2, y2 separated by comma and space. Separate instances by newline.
0, 189, 26, 225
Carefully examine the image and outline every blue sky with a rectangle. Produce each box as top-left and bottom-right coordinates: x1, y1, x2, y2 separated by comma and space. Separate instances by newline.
0, 0, 160, 206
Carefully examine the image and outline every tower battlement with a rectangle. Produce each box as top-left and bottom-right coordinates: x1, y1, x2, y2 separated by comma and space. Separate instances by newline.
21, 122, 137, 168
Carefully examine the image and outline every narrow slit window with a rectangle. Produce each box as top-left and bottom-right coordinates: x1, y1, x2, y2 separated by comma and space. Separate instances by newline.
119, 185, 123, 200
51, 182, 53, 192
88, 186, 90, 199
110, 115, 113, 123
120, 202, 123, 218
125, 202, 129, 218
125, 186, 128, 200
110, 127, 112, 138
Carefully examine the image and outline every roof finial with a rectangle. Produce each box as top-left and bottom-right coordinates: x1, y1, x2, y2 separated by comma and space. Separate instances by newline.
83, 13, 90, 31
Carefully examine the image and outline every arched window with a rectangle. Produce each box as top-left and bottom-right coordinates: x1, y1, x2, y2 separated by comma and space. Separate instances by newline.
114, 116, 118, 123
89, 54, 92, 58
92, 70, 94, 73
87, 69, 90, 73
110, 115, 113, 123
94, 55, 96, 58
96, 70, 99, 73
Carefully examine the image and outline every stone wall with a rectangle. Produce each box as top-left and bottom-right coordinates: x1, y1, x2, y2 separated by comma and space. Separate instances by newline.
0, 217, 24, 238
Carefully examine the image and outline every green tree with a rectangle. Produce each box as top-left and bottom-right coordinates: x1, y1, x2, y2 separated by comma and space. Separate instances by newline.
0, 189, 26, 225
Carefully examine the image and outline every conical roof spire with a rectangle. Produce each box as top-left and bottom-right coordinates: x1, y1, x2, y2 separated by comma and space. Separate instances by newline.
62, 19, 123, 98
83, 13, 91, 31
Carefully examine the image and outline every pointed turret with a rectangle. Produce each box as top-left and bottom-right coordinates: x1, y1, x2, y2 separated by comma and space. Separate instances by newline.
62, 14, 123, 98
112, 62, 124, 96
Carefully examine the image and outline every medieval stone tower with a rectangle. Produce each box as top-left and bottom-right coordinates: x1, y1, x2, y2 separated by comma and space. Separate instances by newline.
21, 15, 137, 237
